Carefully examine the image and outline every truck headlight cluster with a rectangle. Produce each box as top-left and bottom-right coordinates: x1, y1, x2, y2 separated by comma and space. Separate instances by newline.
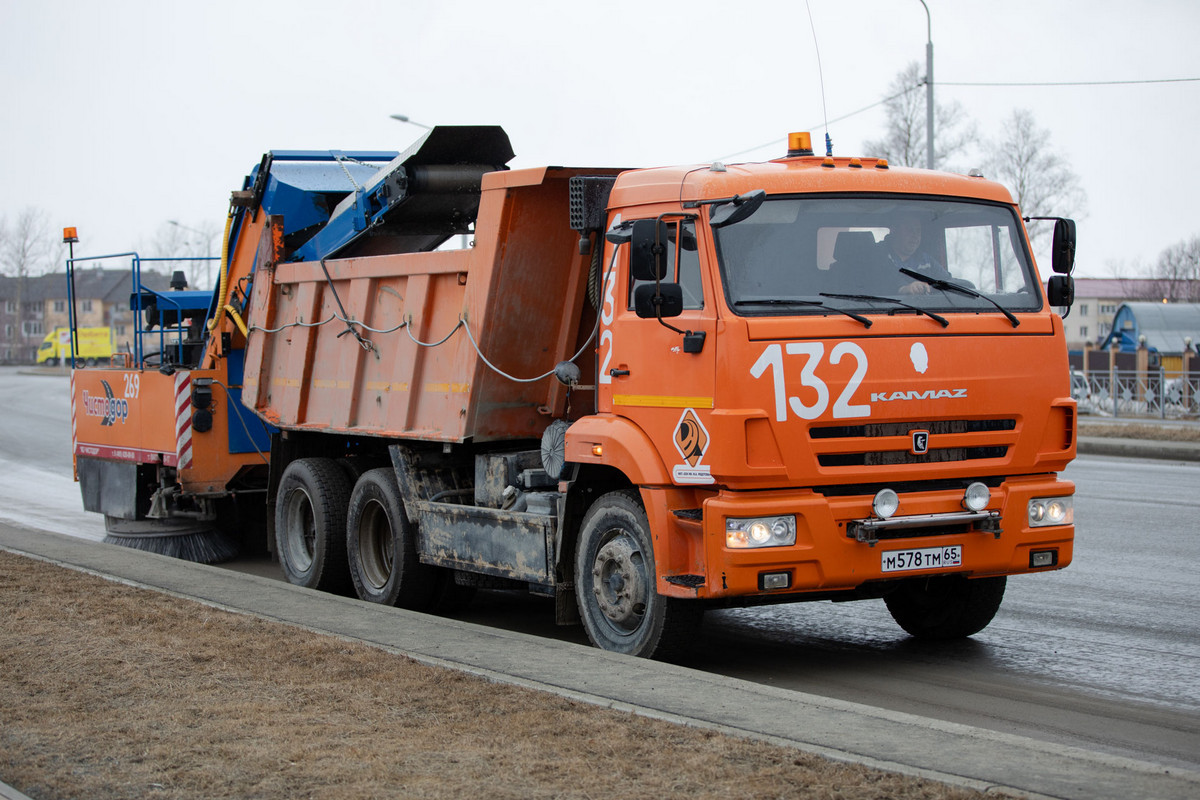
726, 515, 797, 549
1028, 496, 1073, 527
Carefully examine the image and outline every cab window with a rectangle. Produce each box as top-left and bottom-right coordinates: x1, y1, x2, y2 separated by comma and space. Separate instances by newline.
629, 219, 703, 310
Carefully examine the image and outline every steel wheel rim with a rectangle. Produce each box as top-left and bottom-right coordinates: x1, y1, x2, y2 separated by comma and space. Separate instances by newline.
590, 529, 649, 635
283, 488, 316, 572
357, 498, 394, 590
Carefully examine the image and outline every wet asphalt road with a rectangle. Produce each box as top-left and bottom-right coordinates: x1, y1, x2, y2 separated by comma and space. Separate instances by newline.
4, 367, 1198, 771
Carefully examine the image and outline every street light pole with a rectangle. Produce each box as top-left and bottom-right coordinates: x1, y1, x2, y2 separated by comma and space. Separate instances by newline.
389, 114, 432, 130
918, 0, 934, 170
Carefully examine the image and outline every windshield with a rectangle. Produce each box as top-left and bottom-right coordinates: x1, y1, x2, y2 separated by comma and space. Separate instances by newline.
712, 196, 1041, 316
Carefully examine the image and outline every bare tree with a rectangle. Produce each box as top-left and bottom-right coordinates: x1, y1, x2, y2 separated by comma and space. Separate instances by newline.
1, 207, 56, 279
983, 109, 1086, 248
142, 220, 220, 290
1, 208, 60, 360
863, 62, 977, 171
1144, 234, 1200, 302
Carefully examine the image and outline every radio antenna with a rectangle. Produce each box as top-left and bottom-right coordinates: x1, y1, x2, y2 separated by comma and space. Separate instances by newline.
805, 0, 833, 156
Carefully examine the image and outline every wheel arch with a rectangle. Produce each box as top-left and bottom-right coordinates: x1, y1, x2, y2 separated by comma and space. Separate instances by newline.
563, 414, 671, 486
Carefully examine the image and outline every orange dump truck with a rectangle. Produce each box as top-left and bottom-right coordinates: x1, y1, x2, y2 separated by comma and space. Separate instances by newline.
70, 126, 1078, 658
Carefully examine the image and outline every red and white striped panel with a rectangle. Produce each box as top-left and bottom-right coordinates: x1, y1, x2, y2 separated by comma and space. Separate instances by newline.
70, 371, 77, 456
174, 372, 193, 471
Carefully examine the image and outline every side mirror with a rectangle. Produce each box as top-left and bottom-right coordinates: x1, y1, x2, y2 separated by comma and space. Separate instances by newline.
709, 189, 766, 228
633, 282, 683, 319
1047, 275, 1074, 307
630, 219, 670, 281
1052, 218, 1076, 275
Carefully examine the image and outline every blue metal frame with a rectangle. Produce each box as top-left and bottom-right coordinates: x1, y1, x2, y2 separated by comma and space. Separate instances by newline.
64, 251, 219, 368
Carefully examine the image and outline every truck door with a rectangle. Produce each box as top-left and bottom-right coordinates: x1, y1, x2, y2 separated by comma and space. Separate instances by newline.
598, 218, 718, 485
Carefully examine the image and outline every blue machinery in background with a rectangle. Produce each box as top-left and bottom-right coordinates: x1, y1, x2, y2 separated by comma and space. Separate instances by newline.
62, 126, 516, 455
242, 125, 513, 263
64, 252, 218, 368
63, 126, 515, 371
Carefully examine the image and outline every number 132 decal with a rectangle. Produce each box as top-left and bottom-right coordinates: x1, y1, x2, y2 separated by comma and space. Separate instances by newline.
751, 342, 870, 421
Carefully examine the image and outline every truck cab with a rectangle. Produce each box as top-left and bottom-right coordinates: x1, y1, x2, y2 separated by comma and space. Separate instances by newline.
562, 146, 1075, 654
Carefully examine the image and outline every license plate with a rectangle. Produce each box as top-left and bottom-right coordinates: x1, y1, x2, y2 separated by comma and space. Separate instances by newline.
881, 545, 962, 573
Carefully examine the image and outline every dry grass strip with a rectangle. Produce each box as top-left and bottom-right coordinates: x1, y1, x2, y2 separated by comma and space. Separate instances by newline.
1, 551, 1005, 800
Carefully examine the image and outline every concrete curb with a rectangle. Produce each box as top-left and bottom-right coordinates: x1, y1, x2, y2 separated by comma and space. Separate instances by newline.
0, 780, 35, 800
3, 524, 1198, 800
1077, 436, 1200, 462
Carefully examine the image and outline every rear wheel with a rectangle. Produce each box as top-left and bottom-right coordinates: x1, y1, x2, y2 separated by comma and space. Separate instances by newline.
574, 490, 700, 659
275, 458, 353, 594
884, 575, 1006, 639
346, 468, 438, 608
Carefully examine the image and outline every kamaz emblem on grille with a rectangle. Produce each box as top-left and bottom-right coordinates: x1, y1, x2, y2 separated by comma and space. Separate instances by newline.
870, 388, 968, 402
911, 430, 930, 455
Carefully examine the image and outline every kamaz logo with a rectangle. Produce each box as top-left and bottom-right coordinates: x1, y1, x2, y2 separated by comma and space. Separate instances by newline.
81, 381, 129, 426
870, 388, 968, 402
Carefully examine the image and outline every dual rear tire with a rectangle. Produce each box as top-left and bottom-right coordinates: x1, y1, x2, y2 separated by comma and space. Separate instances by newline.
344, 468, 439, 608
275, 458, 353, 594
274, 459, 459, 610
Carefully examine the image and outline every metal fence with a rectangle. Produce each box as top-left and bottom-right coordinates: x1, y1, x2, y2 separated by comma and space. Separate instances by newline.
1072, 369, 1200, 419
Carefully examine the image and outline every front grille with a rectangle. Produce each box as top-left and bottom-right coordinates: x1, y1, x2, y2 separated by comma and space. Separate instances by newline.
810, 418, 1016, 469
810, 419, 1016, 439
818, 445, 1007, 467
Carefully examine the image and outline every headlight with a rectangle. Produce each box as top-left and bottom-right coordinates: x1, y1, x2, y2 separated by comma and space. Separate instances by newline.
1028, 496, 1073, 527
726, 515, 797, 549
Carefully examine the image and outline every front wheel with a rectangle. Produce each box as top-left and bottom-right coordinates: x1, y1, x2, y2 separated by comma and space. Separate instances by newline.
275, 457, 353, 594
884, 575, 1006, 639
574, 490, 700, 659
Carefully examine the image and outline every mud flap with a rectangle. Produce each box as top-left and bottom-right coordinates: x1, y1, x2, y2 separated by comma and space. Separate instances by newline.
77, 456, 142, 520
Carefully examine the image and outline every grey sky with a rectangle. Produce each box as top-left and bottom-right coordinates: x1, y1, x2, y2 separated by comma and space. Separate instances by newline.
2, 0, 1197, 278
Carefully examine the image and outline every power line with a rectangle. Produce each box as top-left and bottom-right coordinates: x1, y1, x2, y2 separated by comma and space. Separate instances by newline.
719, 74, 1197, 163
941, 77, 1200, 87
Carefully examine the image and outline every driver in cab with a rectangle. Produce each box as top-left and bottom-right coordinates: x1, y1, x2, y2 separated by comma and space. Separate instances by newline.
882, 213, 953, 295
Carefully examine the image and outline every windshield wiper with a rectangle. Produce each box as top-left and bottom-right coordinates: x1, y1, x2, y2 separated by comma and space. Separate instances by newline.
898, 269, 1020, 328
820, 292, 949, 328
734, 298, 872, 328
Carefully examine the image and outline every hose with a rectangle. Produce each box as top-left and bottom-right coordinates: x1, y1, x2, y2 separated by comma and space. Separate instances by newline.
207, 209, 236, 333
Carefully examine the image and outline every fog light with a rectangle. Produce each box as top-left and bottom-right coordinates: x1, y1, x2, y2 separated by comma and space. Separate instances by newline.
1030, 549, 1058, 568
760, 572, 791, 590
873, 488, 899, 519
962, 481, 990, 512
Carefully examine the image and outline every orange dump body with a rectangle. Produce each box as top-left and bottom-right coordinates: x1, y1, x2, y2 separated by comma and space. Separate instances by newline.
242, 167, 611, 443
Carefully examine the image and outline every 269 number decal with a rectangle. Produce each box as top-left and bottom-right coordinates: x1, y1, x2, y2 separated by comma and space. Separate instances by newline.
751, 341, 870, 421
